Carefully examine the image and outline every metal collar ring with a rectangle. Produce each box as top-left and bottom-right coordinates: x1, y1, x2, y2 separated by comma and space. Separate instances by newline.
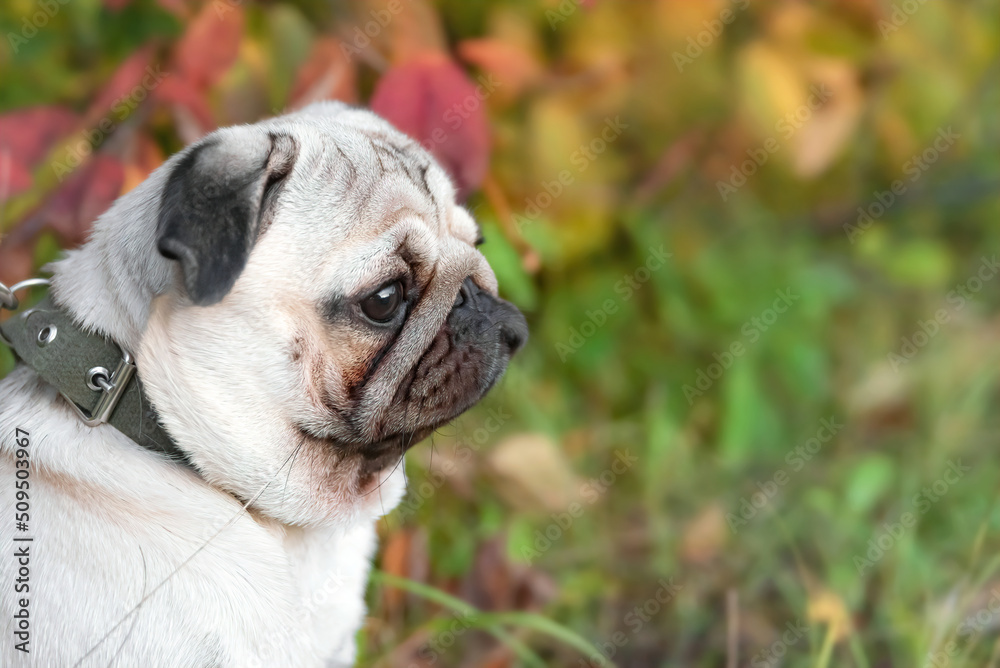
0, 277, 52, 312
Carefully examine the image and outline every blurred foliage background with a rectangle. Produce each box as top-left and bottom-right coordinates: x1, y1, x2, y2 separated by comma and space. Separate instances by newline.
2, 0, 1000, 666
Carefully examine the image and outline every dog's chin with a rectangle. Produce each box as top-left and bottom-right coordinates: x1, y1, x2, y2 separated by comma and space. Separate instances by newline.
357, 427, 435, 477
292, 424, 437, 494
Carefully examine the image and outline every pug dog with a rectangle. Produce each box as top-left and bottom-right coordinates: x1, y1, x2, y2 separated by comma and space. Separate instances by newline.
0, 101, 527, 667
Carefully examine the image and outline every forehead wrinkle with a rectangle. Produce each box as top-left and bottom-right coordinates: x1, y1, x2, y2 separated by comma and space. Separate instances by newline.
362, 207, 433, 243
325, 220, 434, 297
344, 172, 439, 239
293, 117, 454, 241
288, 132, 364, 215
368, 136, 434, 201
329, 142, 358, 193
390, 218, 439, 275
353, 218, 438, 285
354, 127, 447, 227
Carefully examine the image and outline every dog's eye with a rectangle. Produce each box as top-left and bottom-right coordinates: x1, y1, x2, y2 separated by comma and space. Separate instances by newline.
360, 281, 403, 323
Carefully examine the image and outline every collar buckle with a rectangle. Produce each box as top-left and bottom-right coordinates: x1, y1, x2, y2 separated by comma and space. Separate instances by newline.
66, 351, 137, 427
2, 277, 135, 427
2, 281, 190, 462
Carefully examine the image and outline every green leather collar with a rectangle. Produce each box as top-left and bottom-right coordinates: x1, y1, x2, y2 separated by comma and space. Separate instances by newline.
0, 292, 190, 464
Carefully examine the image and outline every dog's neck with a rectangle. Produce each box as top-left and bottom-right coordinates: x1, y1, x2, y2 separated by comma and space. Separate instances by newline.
48, 167, 177, 354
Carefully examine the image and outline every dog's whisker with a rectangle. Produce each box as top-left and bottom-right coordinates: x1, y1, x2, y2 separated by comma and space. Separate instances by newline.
72, 445, 303, 667
17, 102, 529, 666
106, 545, 148, 668
366, 452, 406, 503
374, 396, 414, 531
367, 397, 424, 506
366, 431, 413, 503
280, 436, 307, 509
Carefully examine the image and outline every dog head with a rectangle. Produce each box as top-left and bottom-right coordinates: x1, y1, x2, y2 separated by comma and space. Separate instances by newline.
135, 102, 527, 527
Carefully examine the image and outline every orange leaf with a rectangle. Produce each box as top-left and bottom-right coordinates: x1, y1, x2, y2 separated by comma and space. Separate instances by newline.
458, 37, 542, 99
380, 529, 413, 612
288, 38, 358, 108
385, 0, 447, 65
121, 132, 165, 193
174, 2, 245, 90
370, 55, 491, 200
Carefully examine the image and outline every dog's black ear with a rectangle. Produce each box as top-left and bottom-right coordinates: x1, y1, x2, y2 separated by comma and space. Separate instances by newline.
157, 131, 298, 306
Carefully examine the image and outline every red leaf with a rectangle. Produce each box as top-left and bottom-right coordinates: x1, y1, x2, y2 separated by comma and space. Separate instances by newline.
0, 156, 33, 196
84, 46, 157, 127
459, 537, 556, 612
154, 75, 216, 141
0, 106, 79, 196
174, 3, 244, 90
44, 154, 125, 246
370, 55, 491, 200
155, 0, 187, 17
288, 38, 358, 108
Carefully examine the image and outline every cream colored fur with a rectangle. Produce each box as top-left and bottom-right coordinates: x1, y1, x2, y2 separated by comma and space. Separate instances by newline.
0, 102, 497, 667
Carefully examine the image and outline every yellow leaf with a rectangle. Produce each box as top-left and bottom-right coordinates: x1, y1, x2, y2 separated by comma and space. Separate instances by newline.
807, 588, 852, 642
738, 41, 807, 136
681, 504, 728, 564
486, 434, 581, 513
791, 59, 863, 177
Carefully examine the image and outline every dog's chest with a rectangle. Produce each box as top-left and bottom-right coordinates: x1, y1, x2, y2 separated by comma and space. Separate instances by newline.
0, 369, 379, 667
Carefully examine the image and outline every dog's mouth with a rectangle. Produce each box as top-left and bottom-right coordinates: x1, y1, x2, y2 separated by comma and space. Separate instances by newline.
358, 427, 435, 475
296, 424, 437, 477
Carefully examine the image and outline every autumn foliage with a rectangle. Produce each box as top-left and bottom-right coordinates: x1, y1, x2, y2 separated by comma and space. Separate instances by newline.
2, 0, 1000, 666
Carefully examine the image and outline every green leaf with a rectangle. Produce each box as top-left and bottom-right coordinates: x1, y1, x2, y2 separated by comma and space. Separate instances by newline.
371, 571, 612, 667
846, 455, 896, 515
883, 239, 952, 288
478, 220, 538, 310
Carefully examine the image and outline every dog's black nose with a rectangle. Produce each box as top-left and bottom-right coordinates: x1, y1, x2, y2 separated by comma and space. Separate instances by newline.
499, 305, 528, 353
455, 277, 528, 354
